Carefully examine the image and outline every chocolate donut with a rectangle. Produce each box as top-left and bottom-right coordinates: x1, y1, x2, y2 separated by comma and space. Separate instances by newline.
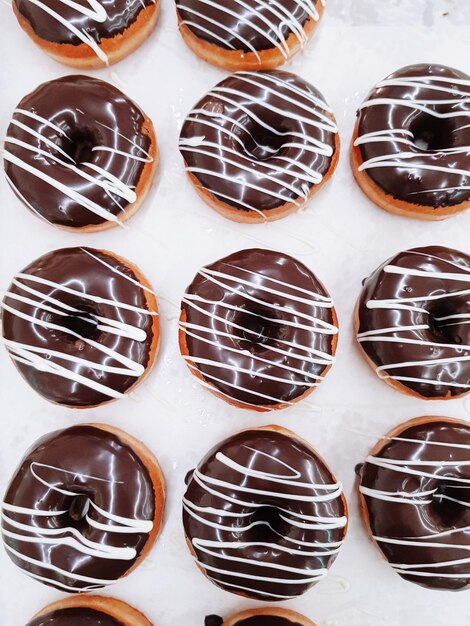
1, 247, 160, 408
1, 424, 165, 592
358, 416, 470, 591
183, 426, 348, 601
27, 596, 152, 626
175, 0, 325, 71
179, 71, 339, 222
355, 246, 470, 400
179, 248, 338, 410
4, 75, 157, 231
351, 64, 470, 220
13, 0, 159, 68
205, 608, 316, 626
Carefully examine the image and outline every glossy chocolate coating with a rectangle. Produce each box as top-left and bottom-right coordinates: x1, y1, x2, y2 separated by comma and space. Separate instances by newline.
2, 425, 156, 592
176, 0, 322, 52
179, 71, 337, 215
360, 419, 470, 591
181, 248, 337, 408
14, 0, 154, 46
5, 75, 152, 229
357, 246, 470, 399
356, 63, 470, 208
183, 429, 346, 600
1, 247, 157, 407
205, 617, 301, 626
27, 607, 123, 626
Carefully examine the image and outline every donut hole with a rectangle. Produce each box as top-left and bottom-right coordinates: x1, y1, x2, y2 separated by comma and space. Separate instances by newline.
431, 485, 465, 526
55, 307, 100, 342
237, 115, 289, 161
61, 127, 97, 165
411, 116, 454, 152
250, 505, 285, 537
238, 306, 279, 346
68, 494, 90, 522
427, 302, 463, 345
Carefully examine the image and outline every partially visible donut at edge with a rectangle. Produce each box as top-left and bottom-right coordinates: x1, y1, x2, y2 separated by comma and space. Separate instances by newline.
351, 63, 470, 220
26, 595, 153, 626
205, 608, 317, 626
12, 0, 160, 68
175, 0, 326, 71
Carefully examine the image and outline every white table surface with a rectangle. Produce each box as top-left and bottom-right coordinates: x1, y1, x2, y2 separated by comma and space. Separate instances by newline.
1, 1, 469, 624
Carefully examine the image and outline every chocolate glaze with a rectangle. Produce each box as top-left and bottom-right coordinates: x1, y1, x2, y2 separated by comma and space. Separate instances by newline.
357, 246, 470, 399
1, 425, 156, 592
4, 75, 152, 229
355, 64, 470, 209
27, 608, 123, 626
1, 247, 158, 407
181, 248, 337, 408
14, 0, 154, 46
360, 419, 470, 591
205, 617, 224, 626
183, 428, 347, 600
179, 71, 337, 215
176, 0, 322, 53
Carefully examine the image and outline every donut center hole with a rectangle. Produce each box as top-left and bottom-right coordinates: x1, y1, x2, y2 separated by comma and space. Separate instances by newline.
59, 308, 100, 342
239, 117, 288, 161
432, 486, 465, 526
68, 494, 90, 522
411, 116, 454, 151
239, 308, 279, 345
62, 128, 96, 165
251, 505, 283, 534
428, 303, 462, 345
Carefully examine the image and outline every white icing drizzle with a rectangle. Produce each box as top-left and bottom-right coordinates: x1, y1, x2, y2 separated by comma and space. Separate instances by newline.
184, 442, 346, 599
360, 429, 470, 582
177, 0, 324, 60
181, 260, 337, 407
354, 74, 470, 188
1, 462, 153, 591
4, 108, 153, 227
358, 249, 470, 392
180, 71, 337, 218
1, 249, 157, 400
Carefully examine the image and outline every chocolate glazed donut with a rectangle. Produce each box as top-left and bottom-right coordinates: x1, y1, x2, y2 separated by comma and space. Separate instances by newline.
13, 0, 159, 68
179, 248, 339, 410
179, 71, 339, 222
205, 608, 316, 626
183, 426, 348, 601
358, 417, 470, 591
27, 596, 153, 626
355, 246, 470, 400
1, 424, 165, 592
175, 0, 325, 71
1, 247, 160, 408
352, 63, 470, 220
4, 75, 157, 231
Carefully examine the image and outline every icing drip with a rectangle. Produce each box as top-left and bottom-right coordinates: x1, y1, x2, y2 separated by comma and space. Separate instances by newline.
176, 0, 325, 57
183, 429, 347, 600
179, 71, 337, 217
1, 425, 156, 592
354, 64, 470, 210
4, 75, 154, 230
1, 247, 158, 407
359, 419, 470, 591
357, 246, 470, 399
180, 248, 338, 409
